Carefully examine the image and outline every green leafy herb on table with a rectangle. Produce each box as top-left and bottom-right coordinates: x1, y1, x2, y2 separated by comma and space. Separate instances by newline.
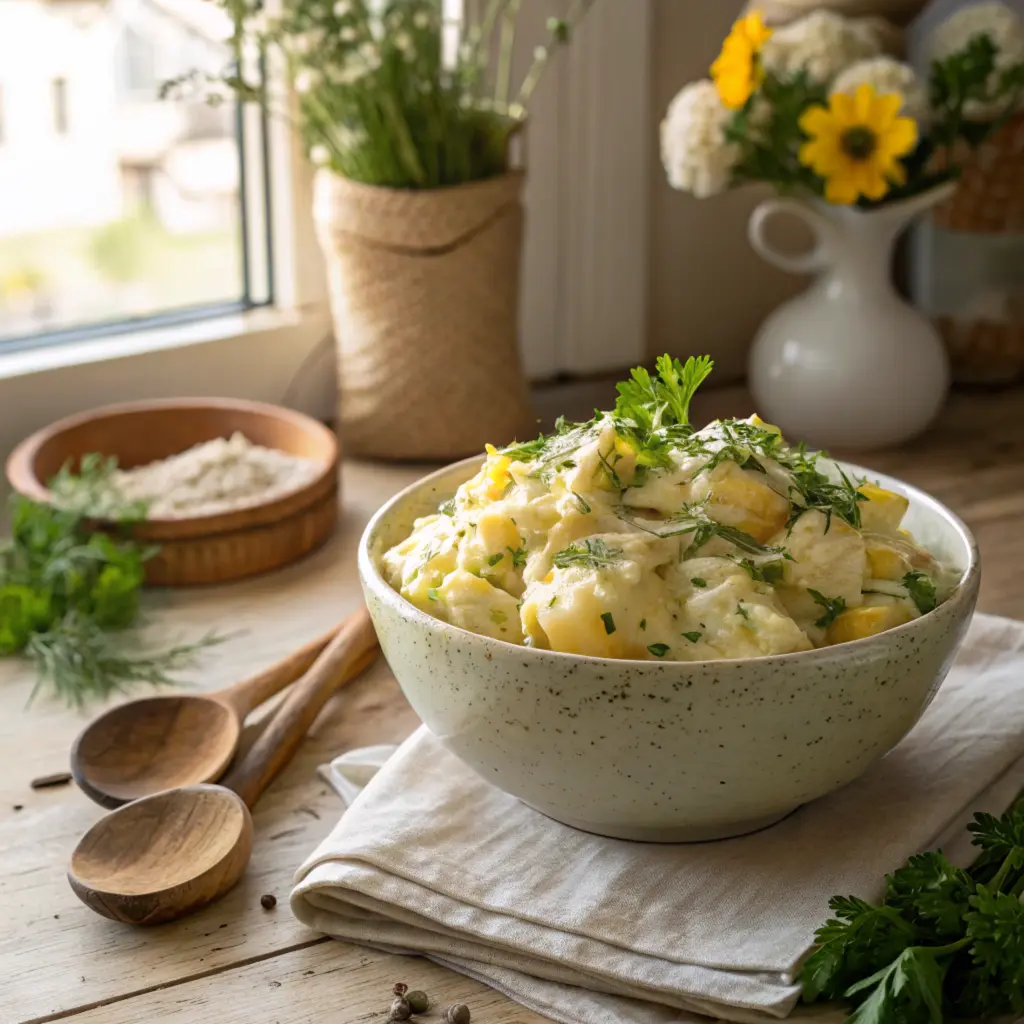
0, 456, 221, 707
801, 801, 1024, 1023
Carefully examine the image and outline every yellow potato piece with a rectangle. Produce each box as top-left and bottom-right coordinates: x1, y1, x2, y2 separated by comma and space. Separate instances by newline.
706, 471, 790, 544
826, 605, 913, 645
858, 483, 909, 534
477, 510, 521, 554
865, 539, 912, 581
749, 414, 782, 435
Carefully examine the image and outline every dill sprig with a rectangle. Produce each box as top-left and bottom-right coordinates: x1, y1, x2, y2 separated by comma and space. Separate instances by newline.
552, 538, 623, 570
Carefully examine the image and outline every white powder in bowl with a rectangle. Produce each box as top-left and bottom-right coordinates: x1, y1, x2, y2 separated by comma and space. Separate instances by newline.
112, 432, 324, 518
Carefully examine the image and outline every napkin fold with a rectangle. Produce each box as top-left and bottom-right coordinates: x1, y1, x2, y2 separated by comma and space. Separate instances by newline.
292, 614, 1024, 1024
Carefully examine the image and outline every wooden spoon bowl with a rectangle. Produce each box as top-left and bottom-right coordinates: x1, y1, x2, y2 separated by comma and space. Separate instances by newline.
72, 697, 241, 807
71, 627, 337, 809
69, 786, 252, 926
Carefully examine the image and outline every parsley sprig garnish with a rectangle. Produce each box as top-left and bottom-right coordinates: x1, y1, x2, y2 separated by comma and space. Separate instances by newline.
809, 589, 847, 629
2, 457, 223, 707
902, 572, 937, 615
801, 801, 1024, 1023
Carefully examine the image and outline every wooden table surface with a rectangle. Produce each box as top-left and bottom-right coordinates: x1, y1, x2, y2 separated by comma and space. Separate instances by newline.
2, 385, 1022, 1024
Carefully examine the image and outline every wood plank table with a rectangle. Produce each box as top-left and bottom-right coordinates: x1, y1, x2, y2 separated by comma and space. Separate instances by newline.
2, 385, 1022, 1024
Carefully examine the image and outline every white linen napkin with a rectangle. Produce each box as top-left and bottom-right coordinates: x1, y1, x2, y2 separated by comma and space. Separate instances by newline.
292, 613, 1024, 1024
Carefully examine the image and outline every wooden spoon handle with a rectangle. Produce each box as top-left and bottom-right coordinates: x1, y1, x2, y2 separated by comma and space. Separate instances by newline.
221, 607, 379, 809
215, 625, 340, 718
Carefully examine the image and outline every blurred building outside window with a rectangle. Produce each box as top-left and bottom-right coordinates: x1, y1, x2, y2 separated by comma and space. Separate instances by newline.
0, 0, 269, 346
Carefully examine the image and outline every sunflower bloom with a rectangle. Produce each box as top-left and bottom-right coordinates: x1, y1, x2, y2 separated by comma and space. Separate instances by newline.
711, 11, 773, 111
798, 83, 918, 205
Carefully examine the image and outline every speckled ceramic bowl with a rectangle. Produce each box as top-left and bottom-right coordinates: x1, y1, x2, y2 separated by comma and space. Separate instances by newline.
359, 457, 980, 842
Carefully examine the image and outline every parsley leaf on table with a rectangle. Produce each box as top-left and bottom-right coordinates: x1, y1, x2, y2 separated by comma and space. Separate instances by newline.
884, 852, 974, 940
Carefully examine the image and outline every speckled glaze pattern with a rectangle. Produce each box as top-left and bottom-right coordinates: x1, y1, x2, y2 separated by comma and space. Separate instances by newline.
359, 457, 981, 842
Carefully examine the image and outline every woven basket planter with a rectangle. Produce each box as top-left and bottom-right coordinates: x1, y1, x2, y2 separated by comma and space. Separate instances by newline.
932, 116, 1024, 234
314, 170, 535, 462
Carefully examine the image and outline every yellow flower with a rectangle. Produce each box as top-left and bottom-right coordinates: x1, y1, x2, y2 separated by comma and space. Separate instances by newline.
798, 83, 918, 205
711, 10, 773, 111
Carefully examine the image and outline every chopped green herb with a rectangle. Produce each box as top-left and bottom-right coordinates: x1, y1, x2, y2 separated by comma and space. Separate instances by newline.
616, 501, 778, 557
902, 571, 938, 614
548, 595, 558, 608
600, 612, 616, 635
737, 558, 786, 585
572, 491, 591, 514
552, 538, 623, 571
596, 449, 623, 490
808, 589, 847, 629
427, 588, 440, 602
681, 631, 702, 643
736, 602, 751, 622
507, 545, 528, 569
647, 643, 671, 658
490, 609, 508, 625
438, 498, 457, 516
691, 577, 708, 588
639, 618, 647, 630
487, 552, 505, 567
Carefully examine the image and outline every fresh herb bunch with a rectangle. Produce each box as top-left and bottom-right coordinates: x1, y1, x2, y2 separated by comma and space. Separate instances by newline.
801, 801, 1024, 1023
1, 457, 220, 707
165, 0, 595, 190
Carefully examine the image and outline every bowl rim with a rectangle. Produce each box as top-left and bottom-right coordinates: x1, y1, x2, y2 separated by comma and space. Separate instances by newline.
5, 397, 339, 537
359, 452, 981, 669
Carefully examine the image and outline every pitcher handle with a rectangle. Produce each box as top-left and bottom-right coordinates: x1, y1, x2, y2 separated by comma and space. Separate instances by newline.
748, 198, 833, 275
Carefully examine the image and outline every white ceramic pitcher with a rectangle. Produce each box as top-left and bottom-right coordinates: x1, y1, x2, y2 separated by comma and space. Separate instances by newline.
747, 182, 956, 450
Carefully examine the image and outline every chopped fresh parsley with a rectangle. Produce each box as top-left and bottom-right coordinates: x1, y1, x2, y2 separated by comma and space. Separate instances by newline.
614, 354, 714, 438
548, 595, 558, 607
552, 538, 623, 571
490, 609, 508, 625
438, 498, 457, 516
737, 558, 786, 585
572, 491, 591, 514
681, 631, 702, 643
427, 588, 440, 601
647, 642, 671, 657
486, 552, 505, 567
616, 500, 776, 557
507, 545, 528, 569
736, 602, 751, 622
600, 612, 616, 635
902, 571, 937, 614
639, 618, 647, 630
691, 577, 708, 588
809, 589, 847, 629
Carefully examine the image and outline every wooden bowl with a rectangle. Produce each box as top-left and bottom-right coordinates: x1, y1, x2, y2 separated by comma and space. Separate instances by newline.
6, 398, 340, 586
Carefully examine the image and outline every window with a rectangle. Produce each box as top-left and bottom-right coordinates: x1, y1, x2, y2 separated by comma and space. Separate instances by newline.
0, 0, 270, 348
0, 85, 5, 146
51, 77, 69, 135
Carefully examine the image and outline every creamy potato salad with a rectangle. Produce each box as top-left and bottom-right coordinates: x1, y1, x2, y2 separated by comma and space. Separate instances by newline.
383, 356, 955, 661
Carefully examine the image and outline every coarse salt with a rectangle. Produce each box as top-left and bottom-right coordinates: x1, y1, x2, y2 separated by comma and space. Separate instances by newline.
112, 432, 323, 518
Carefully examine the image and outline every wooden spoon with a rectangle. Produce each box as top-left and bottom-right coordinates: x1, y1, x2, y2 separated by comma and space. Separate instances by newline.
67, 607, 379, 926
71, 625, 340, 809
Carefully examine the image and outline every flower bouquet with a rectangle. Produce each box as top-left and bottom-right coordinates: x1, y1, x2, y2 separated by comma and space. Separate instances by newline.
657, 3, 1024, 451
168, 0, 594, 461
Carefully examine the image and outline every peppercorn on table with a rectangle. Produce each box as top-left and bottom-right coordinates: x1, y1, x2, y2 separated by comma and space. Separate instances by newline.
1, 384, 1023, 1024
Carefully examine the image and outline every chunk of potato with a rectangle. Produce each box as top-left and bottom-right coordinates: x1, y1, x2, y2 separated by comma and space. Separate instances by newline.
858, 483, 909, 534
825, 604, 913, 645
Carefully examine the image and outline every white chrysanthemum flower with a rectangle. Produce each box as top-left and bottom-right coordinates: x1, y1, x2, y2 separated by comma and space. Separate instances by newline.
294, 68, 320, 94
831, 57, 930, 127
924, 2, 1024, 120
310, 144, 331, 166
761, 10, 884, 85
660, 80, 739, 199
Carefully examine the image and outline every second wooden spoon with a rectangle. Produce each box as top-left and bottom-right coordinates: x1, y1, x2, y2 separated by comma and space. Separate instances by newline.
68, 606, 379, 925
71, 625, 339, 809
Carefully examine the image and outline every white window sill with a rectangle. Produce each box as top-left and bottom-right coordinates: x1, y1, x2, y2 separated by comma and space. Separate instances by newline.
0, 307, 319, 381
